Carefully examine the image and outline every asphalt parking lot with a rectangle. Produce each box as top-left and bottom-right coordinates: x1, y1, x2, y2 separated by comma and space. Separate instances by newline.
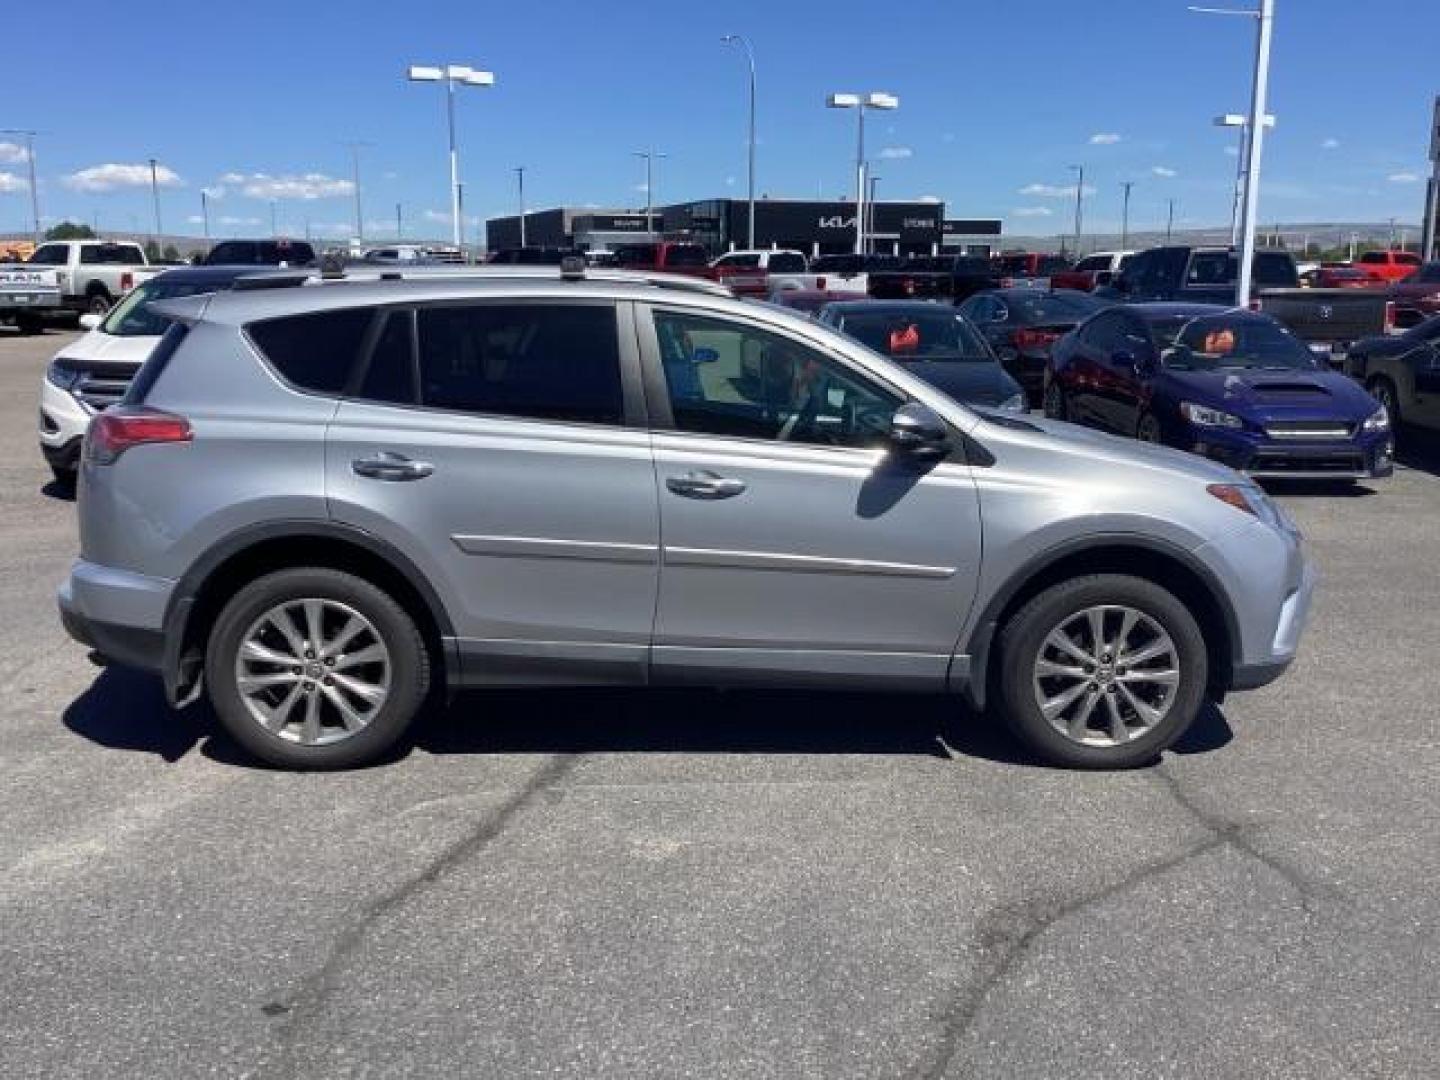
1, 327, 1437, 1079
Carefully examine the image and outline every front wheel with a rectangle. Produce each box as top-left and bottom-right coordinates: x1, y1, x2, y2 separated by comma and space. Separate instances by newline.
996, 574, 1208, 769
86, 291, 112, 316
1136, 411, 1162, 443
205, 568, 431, 769
1043, 379, 1068, 421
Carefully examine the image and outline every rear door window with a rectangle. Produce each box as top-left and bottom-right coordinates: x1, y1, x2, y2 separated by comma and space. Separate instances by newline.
247, 307, 376, 394
28, 244, 69, 265
415, 303, 623, 426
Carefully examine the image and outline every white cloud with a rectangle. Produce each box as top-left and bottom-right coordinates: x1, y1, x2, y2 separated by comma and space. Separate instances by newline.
1151, 165, 1178, 178
219, 172, 247, 185
725, 175, 736, 187
1012, 206, 1054, 218
382, 171, 399, 181
633, 183, 650, 193
917, 194, 942, 204
233, 172, 354, 200
0, 171, 28, 193
1224, 146, 1240, 157
63, 162, 183, 193
201, 185, 225, 200
1388, 171, 1421, 184
219, 215, 262, 226
941, 132, 955, 144
1321, 138, 1340, 150
186, 214, 205, 224
423, 209, 451, 224
1089, 132, 1122, 145
877, 146, 913, 160
0, 141, 30, 165
1019, 182, 1095, 198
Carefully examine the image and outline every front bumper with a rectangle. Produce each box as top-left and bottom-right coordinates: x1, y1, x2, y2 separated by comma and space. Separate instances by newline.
1187, 426, 1393, 480
39, 375, 93, 450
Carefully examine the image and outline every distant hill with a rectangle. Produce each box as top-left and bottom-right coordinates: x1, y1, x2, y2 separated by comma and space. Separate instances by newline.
1001, 221, 1426, 255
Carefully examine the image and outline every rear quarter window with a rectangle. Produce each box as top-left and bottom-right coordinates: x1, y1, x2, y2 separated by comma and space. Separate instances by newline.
246, 307, 376, 394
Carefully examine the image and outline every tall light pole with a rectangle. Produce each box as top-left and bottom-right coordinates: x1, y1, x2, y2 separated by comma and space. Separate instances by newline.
1069, 164, 1085, 256
515, 166, 527, 247
342, 140, 370, 243
633, 150, 667, 236
200, 189, 211, 239
722, 34, 757, 249
406, 62, 496, 249
826, 91, 899, 255
867, 174, 881, 254
1213, 112, 1273, 246
148, 158, 164, 245
1193, 1, 1276, 307
396, 202, 403, 240
1, 129, 41, 245
1166, 197, 1176, 241
1120, 180, 1135, 248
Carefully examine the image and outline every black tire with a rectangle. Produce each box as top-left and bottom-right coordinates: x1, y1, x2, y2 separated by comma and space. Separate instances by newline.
1136, 411, 1162, 443
1043, 379, 1068, 421
86, 289, 113, 316
996, 574, 1208, 769
15, 313, 44, 335
1366, 376, 1402, 430
205, 568, 430, 769
48, 465, 76, 490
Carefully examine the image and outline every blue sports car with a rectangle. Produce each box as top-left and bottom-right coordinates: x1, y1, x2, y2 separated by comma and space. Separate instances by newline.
1045, 303, 1393, 480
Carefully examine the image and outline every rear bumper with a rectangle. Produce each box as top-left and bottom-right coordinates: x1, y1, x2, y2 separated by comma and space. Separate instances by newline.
58, 560, 174, 673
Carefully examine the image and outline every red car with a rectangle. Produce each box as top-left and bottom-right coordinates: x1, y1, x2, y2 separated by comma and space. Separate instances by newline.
611, 241, 715, 278
1354, 249, 1423, 283
1310, 265, 1383, 289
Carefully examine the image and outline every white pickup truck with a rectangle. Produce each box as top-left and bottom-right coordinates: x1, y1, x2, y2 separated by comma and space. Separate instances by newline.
709, 248, 860, 298
0, 265, 63, 334
24, 239, 157, 317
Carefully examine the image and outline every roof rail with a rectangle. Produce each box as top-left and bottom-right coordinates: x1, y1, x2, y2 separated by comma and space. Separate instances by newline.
231, 270, 315, 291
314, 263, 737, 298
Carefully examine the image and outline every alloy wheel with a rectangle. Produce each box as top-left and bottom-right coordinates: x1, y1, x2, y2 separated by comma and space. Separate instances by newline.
233, 598, 392, 746
1031, 605, 1179, 747
1044, 382, 1066, 420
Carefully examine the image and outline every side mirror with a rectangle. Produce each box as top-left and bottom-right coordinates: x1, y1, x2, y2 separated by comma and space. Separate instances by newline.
79, 313, 103, 330
888, 402, 950, 459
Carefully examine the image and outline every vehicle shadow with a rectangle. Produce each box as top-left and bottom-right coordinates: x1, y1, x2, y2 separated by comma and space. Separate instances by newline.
61, 668, 1235, 770
1395, 427, 1440, 477
41, 479, 76, 502
1258, 478, 1376, 499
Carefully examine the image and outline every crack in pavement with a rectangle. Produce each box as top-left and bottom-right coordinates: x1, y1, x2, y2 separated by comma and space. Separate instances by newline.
911, 761, 1325, 1080
907, 829, 1230, 1080
257, 753, 579, 1079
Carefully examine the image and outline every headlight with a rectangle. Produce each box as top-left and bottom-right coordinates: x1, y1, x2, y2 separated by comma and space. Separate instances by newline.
46, 358, 83, 391
998, 391, 1027, 412
1361, 405, 1389, 432
1180, 401, 1244, 429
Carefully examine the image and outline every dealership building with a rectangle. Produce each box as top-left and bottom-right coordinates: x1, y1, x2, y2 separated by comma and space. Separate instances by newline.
486, 198, 1001, 257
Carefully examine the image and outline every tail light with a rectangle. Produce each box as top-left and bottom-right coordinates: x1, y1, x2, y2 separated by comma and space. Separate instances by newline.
85, 407, 192, 465
120, 271, 134, 292
1013, 328, 1060, 351
814, 276, 826, 290
1384, 300, 1397, 335
902, 277, 916, 296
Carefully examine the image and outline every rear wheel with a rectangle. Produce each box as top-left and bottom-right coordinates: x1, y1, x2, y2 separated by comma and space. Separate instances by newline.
86, 290, 113, 316
1043, 379, 1068, 421
997, 574, 1208, 769
15, 313, 43, 335
205, 568, 430, 769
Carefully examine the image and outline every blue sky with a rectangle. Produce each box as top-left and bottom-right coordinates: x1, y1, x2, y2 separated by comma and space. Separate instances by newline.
4, 0, 1437, 241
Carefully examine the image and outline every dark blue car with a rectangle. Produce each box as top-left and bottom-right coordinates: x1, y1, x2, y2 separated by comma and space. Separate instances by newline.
1045, 303, 1393, 480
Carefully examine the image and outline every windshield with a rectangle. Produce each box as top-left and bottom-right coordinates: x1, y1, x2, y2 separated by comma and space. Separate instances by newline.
1008, 292, 1106, 323
839, 308, 992, 362
99, 279, 222, 337
1154, 315, 1318, 371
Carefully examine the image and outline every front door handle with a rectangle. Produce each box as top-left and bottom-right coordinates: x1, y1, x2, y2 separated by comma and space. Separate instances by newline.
352, 451, 435, 482
665, 470, 747, 500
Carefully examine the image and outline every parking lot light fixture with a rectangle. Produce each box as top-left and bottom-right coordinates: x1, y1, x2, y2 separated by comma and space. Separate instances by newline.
406, 61, 496, 248
827, 91, 899, 254
1213, 112, 1274, 246
633, 150, 667, 237
721, 34, 758, 249
1069, 164, 1085, 256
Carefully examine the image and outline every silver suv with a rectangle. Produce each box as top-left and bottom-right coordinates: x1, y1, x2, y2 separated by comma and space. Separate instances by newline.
59, 266, 1314, 770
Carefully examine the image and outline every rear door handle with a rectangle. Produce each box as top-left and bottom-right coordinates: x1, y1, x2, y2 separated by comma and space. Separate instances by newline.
665, 470, 747, 500
352, 451, 434, 482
